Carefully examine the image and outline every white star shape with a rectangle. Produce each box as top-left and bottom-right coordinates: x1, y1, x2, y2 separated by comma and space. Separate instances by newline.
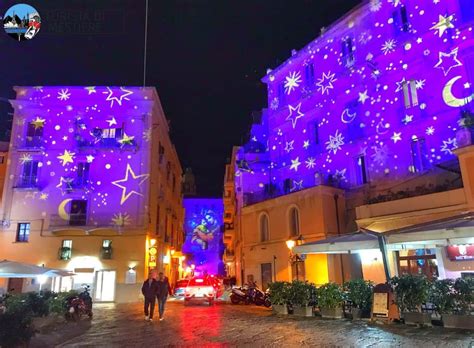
103, 87, 133, 107
388, 0, 402, 6
284, 140, 294, 153
391, 132, 402, 143
107, 117, 118, 127
284, 71, 302, 95
111, 163, 150, 205
426, 126, 435, 135
290, 180, 304, 192
303, 140, 310, 149
441, 138, 458, 155
431, 14, 455, 37
305, 157, 316, 169
316, 71, 337, 95
334, 168, 347, 181
57, 89, 71, 101
290, 157, 301, 171
286, 103, 304, 129
434, 47, 463, 76
86, 155, 95, 163
416, 37, 423, 44
85, 86, 97, 95
402, 115, 413, 124
358, 90, 369, 104
395, 77, 407, 92
325, 130, 344, 154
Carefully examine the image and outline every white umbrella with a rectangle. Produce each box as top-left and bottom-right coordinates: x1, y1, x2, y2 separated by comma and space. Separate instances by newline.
0, 260, 63, 278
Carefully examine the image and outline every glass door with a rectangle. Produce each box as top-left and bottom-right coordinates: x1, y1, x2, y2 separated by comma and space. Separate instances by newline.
95, 270, 116, 302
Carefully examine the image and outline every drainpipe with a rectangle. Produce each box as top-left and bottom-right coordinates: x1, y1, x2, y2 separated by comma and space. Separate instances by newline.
334, 194, 345, 284
273, 255, 277, 281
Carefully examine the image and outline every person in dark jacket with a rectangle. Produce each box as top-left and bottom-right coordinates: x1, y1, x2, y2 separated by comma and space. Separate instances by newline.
156, 272, 172, 320
141, 271, 158, 321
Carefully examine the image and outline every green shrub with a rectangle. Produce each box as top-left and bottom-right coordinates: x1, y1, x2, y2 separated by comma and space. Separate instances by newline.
344, 279, 373, 311
0, 307, 34, 348
48, 290, 78, 314
317, 283, 344, 309
288, 280, 315, 307
453, 277, 474, 315
429, 278, 455, 315
268, 281, 290, 306
390, 274, 430, 313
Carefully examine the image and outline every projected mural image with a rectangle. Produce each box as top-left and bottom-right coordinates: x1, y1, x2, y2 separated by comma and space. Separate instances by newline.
183, 198, 224, 276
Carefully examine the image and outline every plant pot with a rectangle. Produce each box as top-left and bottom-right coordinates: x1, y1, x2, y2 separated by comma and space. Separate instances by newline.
320, 307, 344, 319
272, 304, 288, 315
403, 312, 432, 326
442, 314, 474, 330
293, 306, 313, 317
351, 308, 363, 320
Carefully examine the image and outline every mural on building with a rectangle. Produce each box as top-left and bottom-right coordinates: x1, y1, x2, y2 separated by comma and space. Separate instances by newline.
8, 86, 152, 228
183, 198, 224, 275
236, 0, 474, 204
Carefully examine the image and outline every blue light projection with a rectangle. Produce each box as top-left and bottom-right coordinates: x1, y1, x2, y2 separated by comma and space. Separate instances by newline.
236, 0, 474, 202
183, 198, 224, 275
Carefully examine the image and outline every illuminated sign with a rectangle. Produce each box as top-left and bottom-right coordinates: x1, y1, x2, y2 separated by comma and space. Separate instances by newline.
447, 245, 474, 261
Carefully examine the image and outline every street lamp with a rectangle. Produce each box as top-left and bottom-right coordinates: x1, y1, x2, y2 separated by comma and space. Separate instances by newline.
286, 236, 304, 281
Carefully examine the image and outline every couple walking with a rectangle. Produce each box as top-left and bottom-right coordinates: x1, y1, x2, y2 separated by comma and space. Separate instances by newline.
141, 271, 171, 322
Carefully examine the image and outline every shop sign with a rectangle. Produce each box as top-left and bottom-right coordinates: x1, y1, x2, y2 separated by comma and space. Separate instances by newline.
446, 245, 474, 261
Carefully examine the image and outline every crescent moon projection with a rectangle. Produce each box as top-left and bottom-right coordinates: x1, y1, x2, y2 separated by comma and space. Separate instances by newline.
58, 198, 72, 221
376, 120, 390, 135
443, 76, 474, 108
341, 108, 357, 123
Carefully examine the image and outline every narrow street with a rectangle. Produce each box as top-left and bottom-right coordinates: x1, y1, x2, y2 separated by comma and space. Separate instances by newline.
50, 302, 473, 347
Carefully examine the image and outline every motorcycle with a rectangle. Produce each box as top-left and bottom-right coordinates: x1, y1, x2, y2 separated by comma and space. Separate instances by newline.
230, 284, 251, 305
65, 285, 93, 321
247, 283, 271, 307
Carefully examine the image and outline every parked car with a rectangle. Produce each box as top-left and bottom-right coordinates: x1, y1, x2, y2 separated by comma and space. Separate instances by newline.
173, 279, 189, 297
184, 277, 216, 305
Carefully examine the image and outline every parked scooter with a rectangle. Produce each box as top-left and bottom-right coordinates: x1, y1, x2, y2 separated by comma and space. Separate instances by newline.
230, 284, 251, 305
247, 282, 271, 307
65, 285, 93, 321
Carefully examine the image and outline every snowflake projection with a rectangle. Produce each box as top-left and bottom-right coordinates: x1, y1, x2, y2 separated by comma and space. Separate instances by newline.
369, 0, 382, 12
325, 130, 344, 154
290, 157, 301, 171
305, 157, 316, 169
284, 140, 295, 153
381, 39, 397, 55
290, 180, 304, 192
19, 153, 33, 164
440, 138, 458, 155
359, 32, 372, 44
431, 14, 455, 37
286, 103, 304, 128
434, 48, 463, 76
415, 80, 426, 90
111, 213, 132, 227
57, 89, 71, 101
371, 145, 390, 165
388, 0, 402, 6
270, 97, 279, 110
426, 126, 435, 135
303, 140, 310, 149
316, 71, 337, 95
284, 71, 302, 94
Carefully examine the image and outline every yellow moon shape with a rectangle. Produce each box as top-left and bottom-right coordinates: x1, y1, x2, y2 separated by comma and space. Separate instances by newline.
58, 198, 72, 221
443, 76, 474, 108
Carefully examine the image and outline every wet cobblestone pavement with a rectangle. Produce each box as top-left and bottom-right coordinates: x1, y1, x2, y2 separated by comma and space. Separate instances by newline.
56, 302, 473, 347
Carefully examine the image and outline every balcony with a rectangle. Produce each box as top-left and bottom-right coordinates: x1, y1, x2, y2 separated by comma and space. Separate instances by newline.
48, 213, 146, 230
224, 249, 235, 262
17, 136, 44, 151
14, 176, 39, 190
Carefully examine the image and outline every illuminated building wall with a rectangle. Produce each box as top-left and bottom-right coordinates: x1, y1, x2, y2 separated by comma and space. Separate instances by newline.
237, 0, 474, 201
183, 198, 224, 276
0, 86, 184, 301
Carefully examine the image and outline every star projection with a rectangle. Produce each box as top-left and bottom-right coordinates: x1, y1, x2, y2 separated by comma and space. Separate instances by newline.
235, 0, 474, 203
10, 86, 153, 228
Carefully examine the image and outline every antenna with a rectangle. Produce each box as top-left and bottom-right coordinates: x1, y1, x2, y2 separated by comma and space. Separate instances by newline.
143, 0, 149, 87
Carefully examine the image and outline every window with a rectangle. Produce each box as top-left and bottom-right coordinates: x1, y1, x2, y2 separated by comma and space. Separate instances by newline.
355, 155, 368, 185
305, 63, 315, 86
289, 207, 300, 237
60, 240, 72, 260
25, 121, 43, 147
392, 5, 410, 32
402, 80, 419, 109
314, 121, 320, 145
19, 160, 39, 187
460, 0, 474, 23
16, 223, 30, 242
277, 82, 286, 105
259, 214, 269, 242
69, 200, 87, 226
342, 37, 355, 67
283, 178, 293, 194
410, 137, 429, 172
74, 162, 90, 188
92, 127, 123, 146
102, 240, 112, 248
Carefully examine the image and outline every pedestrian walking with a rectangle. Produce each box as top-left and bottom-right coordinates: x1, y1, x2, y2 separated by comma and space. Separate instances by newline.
141, 271, 158, 322
156, 272, 172, 321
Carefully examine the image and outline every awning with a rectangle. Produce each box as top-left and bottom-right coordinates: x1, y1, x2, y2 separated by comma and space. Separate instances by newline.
293, 232, 380, 254
0, 260, 73, 278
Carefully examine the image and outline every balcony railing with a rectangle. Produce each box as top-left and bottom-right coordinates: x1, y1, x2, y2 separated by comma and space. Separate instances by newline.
22, 136, 43, 149
15, 176, 39, 189
48, 213, 147, 229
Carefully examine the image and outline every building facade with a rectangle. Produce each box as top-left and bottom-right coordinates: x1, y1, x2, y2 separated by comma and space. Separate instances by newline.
231, 0, 474, 288
0, 86, 184, 302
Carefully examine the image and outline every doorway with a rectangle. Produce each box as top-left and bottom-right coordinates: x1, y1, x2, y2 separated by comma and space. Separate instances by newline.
261, 263, 272, 291
95, 270, 116, 302
7, 278, 23, 293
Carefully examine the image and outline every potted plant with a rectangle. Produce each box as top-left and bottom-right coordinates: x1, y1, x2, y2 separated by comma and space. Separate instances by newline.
442, 277, 474, 329
268, 281, 290, 315
345, 279, 373, 319
390, 274, 431, 326
317, 283, 344, 319
288, 281, 315, 317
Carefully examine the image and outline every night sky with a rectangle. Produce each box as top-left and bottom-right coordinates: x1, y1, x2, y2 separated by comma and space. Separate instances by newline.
0, 0, 360, 196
